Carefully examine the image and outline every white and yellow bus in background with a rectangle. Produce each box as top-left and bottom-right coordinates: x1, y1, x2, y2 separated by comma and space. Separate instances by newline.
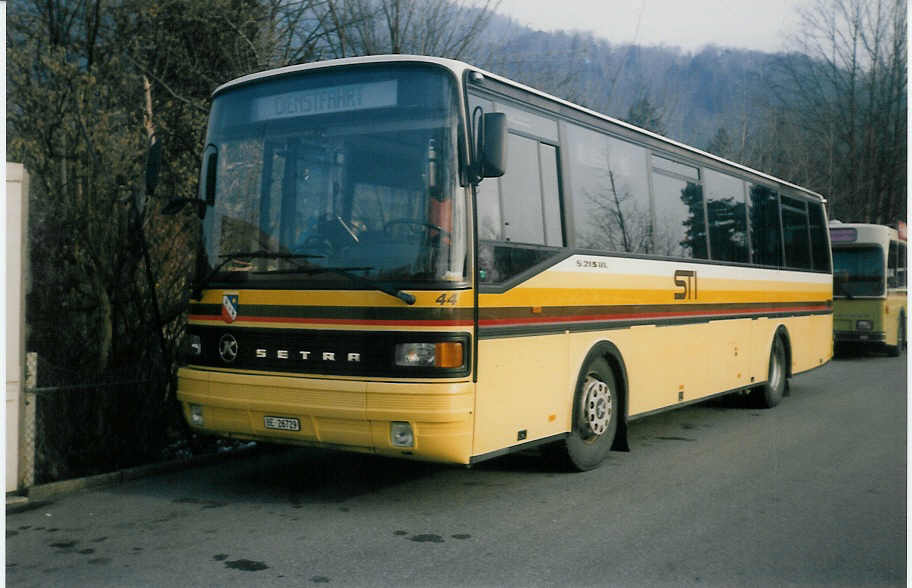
172, 55, 833, 471
829, 221, 906, 356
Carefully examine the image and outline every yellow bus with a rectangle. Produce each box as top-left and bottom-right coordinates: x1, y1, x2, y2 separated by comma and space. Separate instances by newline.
829, 222, 906, 356
172, 55, 833, 471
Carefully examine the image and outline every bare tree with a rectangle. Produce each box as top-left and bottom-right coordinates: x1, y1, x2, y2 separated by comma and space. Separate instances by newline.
771, 0, 906, 223
316, 0, 501, 59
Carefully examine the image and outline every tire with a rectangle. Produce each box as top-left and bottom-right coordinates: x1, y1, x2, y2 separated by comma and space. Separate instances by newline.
753, 334, 787, 409
552, 357, 619, 471
886, 316, 905, 357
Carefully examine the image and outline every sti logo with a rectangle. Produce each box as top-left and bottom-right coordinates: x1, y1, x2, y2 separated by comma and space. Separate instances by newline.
221, 294, 239, 323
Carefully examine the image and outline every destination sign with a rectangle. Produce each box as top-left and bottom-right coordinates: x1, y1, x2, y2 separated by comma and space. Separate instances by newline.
829, 227, 857, 243
252, 80, 397, 121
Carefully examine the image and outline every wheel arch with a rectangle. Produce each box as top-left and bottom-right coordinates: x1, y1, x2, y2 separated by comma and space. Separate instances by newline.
579, 340, 630, 452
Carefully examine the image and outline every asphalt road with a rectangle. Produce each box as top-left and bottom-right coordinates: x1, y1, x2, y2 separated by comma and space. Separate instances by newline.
6, 350, 906, 587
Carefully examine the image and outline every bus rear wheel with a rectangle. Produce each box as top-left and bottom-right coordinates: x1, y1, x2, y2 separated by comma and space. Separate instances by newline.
752, 335, 786, 408
553, 357, 618, 471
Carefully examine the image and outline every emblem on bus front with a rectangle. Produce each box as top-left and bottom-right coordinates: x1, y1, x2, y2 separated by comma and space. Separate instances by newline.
222, 294, 239, 323
218, 333, 239, 363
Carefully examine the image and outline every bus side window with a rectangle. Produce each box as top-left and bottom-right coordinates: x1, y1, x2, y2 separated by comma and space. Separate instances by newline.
704, 169, 749, 263
748, 184, 782, 267
888, 241, 898, 287
566, 123, 651, 253
781, 195, 812, 270
651, 156, 706, 259
899, 242, 907, 287
474, 97, 565, 285
501, 133, 546, 244
476, 134, 564, 283
807, 200, 830, 272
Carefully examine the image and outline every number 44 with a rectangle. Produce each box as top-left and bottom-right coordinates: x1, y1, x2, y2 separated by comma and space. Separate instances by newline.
435, 293, 459, 306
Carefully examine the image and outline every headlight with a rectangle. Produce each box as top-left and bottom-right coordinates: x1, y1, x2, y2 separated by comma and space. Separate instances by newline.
394, 342, 464, 368
179, 334, 202, 361
856, 320, 873, 331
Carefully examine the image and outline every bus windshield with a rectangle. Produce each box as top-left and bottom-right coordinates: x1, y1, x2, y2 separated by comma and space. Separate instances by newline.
833, 246, 885, 297
201, 64, 466, 288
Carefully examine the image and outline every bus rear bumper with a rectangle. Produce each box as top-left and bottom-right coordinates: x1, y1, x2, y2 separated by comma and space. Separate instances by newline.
176, 367, 475, 464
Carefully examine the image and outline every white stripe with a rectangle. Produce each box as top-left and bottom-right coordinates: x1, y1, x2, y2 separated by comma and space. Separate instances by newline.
552, 255, 833, 284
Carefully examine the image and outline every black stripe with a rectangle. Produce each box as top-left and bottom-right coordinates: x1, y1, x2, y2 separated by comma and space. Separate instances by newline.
469, 433, 569, 465
477, 309, 833, 339
628, 383, 760, 421
185, 327, 471, 378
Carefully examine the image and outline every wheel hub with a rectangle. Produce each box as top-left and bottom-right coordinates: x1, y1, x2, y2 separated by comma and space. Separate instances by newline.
582, 376, 612, 437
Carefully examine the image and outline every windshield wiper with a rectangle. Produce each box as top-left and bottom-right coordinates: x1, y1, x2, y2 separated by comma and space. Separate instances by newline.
301, 266, 416, 305
191, 250, 324, 299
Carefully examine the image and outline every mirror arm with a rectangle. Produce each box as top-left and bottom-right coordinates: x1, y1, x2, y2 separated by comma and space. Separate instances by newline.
470, 105, 485, 185
162, 197, 207, 218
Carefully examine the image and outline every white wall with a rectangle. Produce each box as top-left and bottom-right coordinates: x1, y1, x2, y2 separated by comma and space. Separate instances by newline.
6, 163, 29, 492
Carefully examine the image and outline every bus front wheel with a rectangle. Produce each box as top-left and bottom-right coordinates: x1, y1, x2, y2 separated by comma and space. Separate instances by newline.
752, 335, 786, 408
554, 357, 618, 471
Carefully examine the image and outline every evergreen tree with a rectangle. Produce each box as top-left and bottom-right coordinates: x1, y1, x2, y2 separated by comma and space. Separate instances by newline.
625, 94, 667, 135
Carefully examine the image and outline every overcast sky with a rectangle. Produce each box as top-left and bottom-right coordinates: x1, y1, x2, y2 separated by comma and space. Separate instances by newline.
493, 0, 813, 53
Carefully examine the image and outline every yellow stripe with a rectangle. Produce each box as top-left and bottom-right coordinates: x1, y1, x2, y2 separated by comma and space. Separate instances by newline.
199, 289, 472, 307
481, 285, 831, 307
188, 319, 469, 332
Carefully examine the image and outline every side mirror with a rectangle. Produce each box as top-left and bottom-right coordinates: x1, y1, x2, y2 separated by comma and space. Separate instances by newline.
480, 112, 507, 178
200, 144, 218, 205
471, 108, 508, 183
145, 135, 161, 196
163, 144, 217, 218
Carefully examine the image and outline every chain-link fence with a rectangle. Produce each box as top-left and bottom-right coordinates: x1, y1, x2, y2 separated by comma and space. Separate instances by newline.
22, 353, 184, 485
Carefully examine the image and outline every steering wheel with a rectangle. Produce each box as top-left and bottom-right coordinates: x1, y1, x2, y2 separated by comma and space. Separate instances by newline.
383, 218, 450, 240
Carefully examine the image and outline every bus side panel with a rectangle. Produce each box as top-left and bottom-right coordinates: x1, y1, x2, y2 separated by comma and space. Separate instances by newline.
471, 311, 833, 459
791, 313, 832, 372
473, 333, 569, 456
886, 291, 907, 346
704, 319, 752, 397
568, 320, 748, 419
567, 326, 694, 417
751, 314, 832, 379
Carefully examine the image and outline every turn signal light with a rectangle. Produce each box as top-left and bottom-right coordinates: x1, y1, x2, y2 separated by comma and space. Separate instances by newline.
435, 342, 464, 368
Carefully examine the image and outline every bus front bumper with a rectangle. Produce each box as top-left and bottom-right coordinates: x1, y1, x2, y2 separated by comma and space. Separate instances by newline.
834, 331, 885, 343
176, 367, 475, 464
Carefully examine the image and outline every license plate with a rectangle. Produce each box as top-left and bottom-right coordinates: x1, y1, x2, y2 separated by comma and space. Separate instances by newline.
264, 416, 301, 432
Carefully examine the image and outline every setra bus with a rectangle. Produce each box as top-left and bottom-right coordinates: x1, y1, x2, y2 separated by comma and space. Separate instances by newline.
829, 221, 906, 356
171, 55, 833, 470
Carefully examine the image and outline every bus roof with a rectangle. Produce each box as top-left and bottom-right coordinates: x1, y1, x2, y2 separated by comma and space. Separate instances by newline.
213, 54, 827, 204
